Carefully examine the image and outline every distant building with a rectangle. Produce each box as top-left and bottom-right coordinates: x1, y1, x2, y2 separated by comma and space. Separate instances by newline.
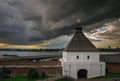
61, 21, 105, 79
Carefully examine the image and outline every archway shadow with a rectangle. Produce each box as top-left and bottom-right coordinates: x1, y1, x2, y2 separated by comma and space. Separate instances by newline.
77, 69, 87, 79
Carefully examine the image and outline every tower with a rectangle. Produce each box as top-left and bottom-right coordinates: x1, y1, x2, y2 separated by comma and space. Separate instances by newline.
61, 20, 105, 79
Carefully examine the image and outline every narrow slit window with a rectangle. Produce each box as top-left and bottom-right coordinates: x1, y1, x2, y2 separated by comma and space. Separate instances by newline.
77, 55, 79, 59
87, 55, 90, 59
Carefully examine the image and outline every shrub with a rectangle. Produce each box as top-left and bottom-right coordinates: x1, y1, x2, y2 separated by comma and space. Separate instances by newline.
27, 67, 39, 79
41, 72, 47, 78
0, 66, 11, 78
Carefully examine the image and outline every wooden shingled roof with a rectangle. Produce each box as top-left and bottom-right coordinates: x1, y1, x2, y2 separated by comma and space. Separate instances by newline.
64, 26, 98, 52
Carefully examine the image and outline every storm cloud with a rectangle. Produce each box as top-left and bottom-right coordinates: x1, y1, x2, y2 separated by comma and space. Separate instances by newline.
0, 0, 120, 48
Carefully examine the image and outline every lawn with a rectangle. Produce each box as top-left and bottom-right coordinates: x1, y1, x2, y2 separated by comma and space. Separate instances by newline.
55, 73, 120, 81
55, 77, 73, 81
0, 75, 52, 81
92, 73, 120, 79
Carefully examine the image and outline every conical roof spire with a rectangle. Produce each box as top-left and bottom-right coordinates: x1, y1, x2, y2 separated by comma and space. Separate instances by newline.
64, 19, 98, 52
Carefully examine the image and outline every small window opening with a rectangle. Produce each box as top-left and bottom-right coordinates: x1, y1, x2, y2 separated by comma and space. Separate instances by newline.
77, 55, 79, 59
87, 56, 90, 59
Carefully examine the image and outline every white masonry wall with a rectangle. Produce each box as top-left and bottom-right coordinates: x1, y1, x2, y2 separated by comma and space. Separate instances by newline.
63, 51, 100, 62
61, 51, 106, 79
62, 62, 106, 79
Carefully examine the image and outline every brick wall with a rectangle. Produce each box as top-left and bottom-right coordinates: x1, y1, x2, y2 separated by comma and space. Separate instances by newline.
0, 60, 120, 76
8, 67, 62, 76
0, 60, 62, 76
106, 64, 120, 73
0, 60, 61, 66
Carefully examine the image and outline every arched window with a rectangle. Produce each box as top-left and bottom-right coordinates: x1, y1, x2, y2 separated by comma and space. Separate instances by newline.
77, 55, 79, 59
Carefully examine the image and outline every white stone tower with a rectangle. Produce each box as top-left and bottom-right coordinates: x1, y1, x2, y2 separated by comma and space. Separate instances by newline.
61, 21, 105, 79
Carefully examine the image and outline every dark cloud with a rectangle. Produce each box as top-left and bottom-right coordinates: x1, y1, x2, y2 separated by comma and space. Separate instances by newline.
0, 23, 27, 44
0, 0, 120, 47
46, 0, 120, 25
31, 24, 75, 42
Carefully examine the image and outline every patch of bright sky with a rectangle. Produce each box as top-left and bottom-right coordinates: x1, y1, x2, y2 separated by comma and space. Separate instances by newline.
84, 25, 108, 41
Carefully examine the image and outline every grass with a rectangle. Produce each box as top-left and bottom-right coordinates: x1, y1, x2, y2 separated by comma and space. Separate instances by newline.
0, 73, 120, 81
56, 73, 120, 81
55, 77, 73, 81
54, 73, 120, 81
0, 75, 52, 81
92, 73, 120, 79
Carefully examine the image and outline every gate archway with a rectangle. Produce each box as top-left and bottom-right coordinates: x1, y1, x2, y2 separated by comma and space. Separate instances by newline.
77, 69, 87, 79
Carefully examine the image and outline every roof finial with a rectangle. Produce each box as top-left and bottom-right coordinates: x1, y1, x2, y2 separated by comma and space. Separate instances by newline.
76, 19, 81, 26
75, 19, 82, 32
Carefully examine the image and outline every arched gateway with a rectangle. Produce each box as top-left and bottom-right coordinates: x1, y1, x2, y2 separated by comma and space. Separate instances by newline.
77, 69, 87, 79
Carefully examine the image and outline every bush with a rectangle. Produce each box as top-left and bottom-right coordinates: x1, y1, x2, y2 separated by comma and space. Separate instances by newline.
27, 67, 39, 79
41, 72, 47, 78
0, 66, 11, 78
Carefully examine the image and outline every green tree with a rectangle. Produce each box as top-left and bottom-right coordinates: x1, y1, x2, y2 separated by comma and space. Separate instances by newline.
27, 67, 39, 79
0, 66, 11, 78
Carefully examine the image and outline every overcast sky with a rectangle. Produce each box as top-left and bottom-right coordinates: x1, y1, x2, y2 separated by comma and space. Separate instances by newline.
0, 0, 120, 49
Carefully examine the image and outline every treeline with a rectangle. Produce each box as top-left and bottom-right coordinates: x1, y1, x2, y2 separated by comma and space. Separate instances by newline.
0, 48, 62, 52
98, 47, 120, 52
0, 47, 120, 52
